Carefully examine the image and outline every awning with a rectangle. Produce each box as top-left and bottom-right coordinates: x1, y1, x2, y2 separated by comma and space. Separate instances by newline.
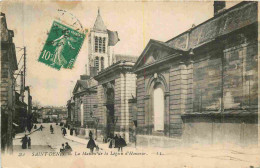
13, 123, 19, 127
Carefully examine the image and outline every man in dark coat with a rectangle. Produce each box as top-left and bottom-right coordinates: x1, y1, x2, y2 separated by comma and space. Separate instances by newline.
70, 128, 73, 136
114, 134, 119, 148
60, 143, 65, 156
27, 137, 31, 149
118, 136, 127, 152
62, 127, 67, 136
89, 131, 93, 139
40, 125, 43, 131
21, 135, 28, 149
108, 134, 114, 148
65, 142, 72, 155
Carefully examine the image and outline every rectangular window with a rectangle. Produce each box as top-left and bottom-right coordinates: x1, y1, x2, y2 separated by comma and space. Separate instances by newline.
98, 37, 102, 53
101, 57, 104, 70
102, 37, 106, 53
95, 36, 98, 53
95, 57, 99, 71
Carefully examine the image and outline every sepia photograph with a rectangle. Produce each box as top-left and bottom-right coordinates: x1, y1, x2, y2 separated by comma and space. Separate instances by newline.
1, 1, 259, 168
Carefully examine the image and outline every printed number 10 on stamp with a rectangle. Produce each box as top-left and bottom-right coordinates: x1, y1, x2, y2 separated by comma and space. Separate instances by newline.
38, 20, 86, 70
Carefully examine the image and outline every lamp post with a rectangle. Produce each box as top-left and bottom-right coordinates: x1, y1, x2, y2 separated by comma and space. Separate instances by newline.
113, 116, 118, 136
90, 111, 100, 140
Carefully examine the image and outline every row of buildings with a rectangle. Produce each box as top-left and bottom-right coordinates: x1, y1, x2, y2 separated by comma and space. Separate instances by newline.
1, 13, 33, 153
67, 1, 258, 147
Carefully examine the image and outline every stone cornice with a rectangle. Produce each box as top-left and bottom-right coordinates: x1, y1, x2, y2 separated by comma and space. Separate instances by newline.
134, 53, 184, 74
94, 61, 135, 81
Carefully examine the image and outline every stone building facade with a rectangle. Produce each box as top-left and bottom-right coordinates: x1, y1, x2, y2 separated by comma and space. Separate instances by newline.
72, 75, 98, 128
68, 10, 138, 142
133, 1, 258, 147
94, 60, 137, 142
1, 12, 18, 153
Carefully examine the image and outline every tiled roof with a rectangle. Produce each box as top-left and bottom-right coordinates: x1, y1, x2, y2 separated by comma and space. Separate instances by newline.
166, 2, 257, 50
115, 54, 138, 63
93, 9, 107, 32
77, 80, 89, 89
181, 109, 258, 117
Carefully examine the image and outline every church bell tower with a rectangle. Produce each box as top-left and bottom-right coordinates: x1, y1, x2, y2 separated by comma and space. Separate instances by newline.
88, 9, 112, 75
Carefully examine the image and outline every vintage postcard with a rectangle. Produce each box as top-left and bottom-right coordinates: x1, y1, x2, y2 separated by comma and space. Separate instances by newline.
1, 1, 259, 168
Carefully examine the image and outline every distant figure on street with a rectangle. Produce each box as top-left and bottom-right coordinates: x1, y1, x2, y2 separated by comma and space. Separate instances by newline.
118, 136, 127, 152
21, 135, 28, 149
108, 134, 114, 148
27, 137, 31, 149
87, 134, 97, 154
114, 134, 119, 148
65, 142, 72, 155
28, 127, 31, 133
50, 125, 54, 134
62, 127, 67, 136
89, 131, 93, 139
68, 125, 70, 130
70, 128, 73, 136
60, 143, 65, 155
40, 125, 43, 131
34, 124, 37, 129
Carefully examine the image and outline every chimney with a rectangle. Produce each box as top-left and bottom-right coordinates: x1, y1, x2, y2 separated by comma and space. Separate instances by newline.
90, 66, 98, 77
214, 1, 226, 16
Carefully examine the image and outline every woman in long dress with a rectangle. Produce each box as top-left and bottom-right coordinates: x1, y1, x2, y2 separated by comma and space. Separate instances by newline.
87, 133, 97, 154
118, 136, 127, 152
50, 29, 75, 66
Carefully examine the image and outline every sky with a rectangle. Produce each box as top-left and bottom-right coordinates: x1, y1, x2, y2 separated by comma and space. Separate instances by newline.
1, 1, 240, 107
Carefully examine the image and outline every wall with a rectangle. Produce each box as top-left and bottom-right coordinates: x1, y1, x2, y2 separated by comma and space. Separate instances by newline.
182, 116, 258, 146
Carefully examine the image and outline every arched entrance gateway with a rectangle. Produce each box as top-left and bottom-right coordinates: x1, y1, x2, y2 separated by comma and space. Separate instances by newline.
145, 73, 169, 136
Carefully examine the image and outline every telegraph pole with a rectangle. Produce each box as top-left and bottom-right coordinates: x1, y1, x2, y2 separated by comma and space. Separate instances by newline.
24, 47, 26, 89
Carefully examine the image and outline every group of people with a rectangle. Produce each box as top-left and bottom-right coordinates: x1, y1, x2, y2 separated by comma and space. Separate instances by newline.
108, 134, 127, 152
60, 142, 72, 155
21, 135, 31, 149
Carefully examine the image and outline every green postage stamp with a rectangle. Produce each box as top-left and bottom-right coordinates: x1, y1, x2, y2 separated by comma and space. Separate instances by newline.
38, 21, 86, 70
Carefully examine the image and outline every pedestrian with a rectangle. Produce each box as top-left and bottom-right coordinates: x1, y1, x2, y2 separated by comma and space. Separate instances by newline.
21, 135, 28, 149
108, 134, 114, 148
60, 143, 65, 156
62, 127, 67, 136
118, 136, 127, 152
87, 134, 97, 154
27, 137, 31, 149
34, 124, 37, 129
70, 128, 73, 136
89, 130, 93, 139
65, 142, 72, 155
114, 134, 119, 148
40, 125, 43, 131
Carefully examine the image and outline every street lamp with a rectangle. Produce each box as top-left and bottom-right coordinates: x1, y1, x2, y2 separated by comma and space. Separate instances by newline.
90, 111, 100, 140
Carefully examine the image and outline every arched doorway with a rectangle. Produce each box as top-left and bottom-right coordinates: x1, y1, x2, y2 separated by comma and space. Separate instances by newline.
153, 85, 164, 131
105, 85, 115, 139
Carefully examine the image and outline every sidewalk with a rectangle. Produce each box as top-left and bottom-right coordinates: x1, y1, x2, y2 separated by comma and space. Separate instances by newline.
63, 128, 137, 152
